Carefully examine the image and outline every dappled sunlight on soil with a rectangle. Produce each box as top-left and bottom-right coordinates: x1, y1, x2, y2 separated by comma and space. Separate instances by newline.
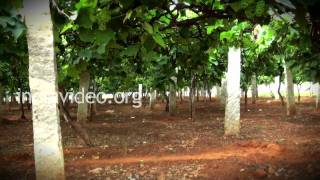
65, 141, 282, 166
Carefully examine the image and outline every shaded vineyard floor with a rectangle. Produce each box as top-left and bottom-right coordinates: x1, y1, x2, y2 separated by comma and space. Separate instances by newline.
0, 97, 320, 179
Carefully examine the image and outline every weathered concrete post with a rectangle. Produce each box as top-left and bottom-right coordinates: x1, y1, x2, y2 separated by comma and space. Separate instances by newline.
77, 71, 90, 123
24, 0, 65, 179
220, 79, 227, 105
149, 90, 157, 110
224, 47, 241, 136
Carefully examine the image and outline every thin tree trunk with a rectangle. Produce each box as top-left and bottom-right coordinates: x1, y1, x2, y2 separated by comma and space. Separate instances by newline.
0, 86, 4, 104
26, 95, 31, 110
24, 0, 65, 178
9, 94, 17, 112
196, 88, 199, 102
26, 86, 31, 110
190, 75, 196, 120
10, 93, 17, 112
251, 74, 257, 104
89, 82, 97, 121
18, 79, 26, 120
309, 83, 313, 96
77, 71, 90, 124
144, 90, 148, 99
244, 89, 248, 111
163, 91, 169, 112
278, 74, 285, 106
58, 97, 93, 147
92, 101, 97, 115
179, 90, 183, 103
255, 83, 259, 98
202, 89, 207, 102
60, 87, 68, 106
285, 62, 296, 116
208, 88, 212, 102
169, 79, 177, 115
224, 47, 241, 136
9, 95, 13, 112
274, 76, 280, 99
316, 83, 320, 109
268, 84, 275, 98
296, 84, 301, 103
0, 83, 3, 120
204, 79, 209, 102
12, 94, 17, 104
5, 93, 9, 104
89, 103, 95, 122
65, 92, 70, 108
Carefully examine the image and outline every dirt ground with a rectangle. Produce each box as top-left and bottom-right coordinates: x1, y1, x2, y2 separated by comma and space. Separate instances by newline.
0, 97, 320, 180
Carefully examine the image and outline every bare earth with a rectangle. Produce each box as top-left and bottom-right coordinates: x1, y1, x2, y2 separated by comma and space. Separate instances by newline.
0, 97, 320, 180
